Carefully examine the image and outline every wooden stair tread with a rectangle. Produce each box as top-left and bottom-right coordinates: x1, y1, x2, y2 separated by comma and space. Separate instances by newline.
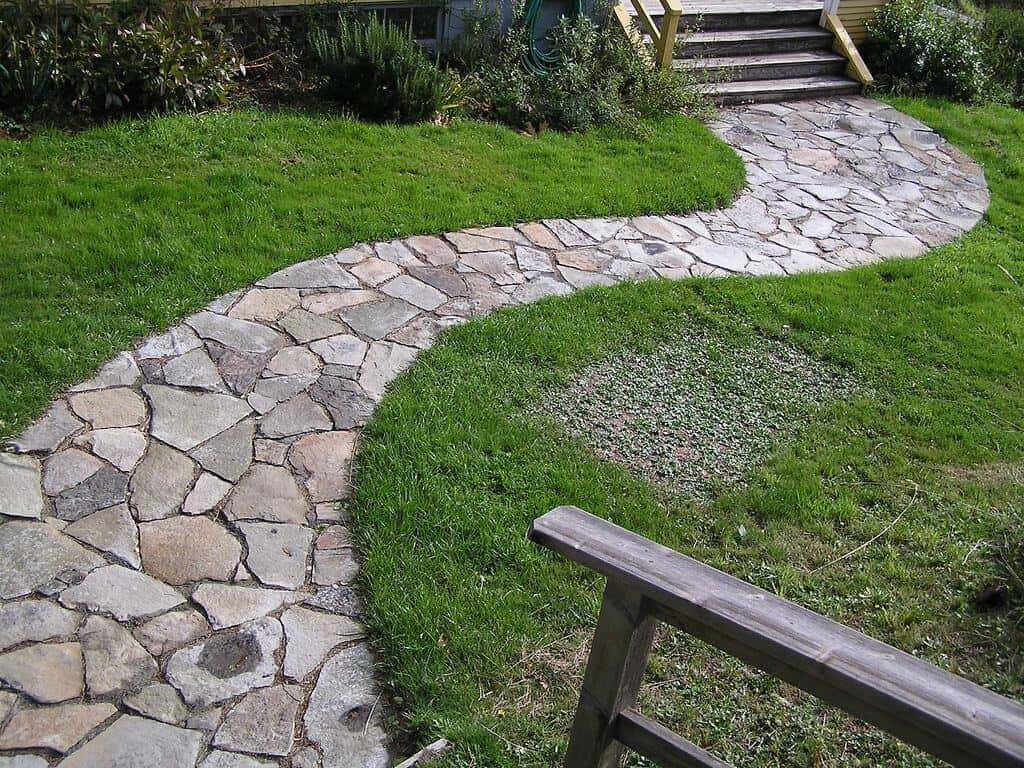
677, 50, 846, 68
704, 75, 859, 94
633, 0, 822, 15
683, 26, 833, 43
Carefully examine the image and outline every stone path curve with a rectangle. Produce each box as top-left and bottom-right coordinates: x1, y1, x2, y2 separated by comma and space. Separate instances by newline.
0, 96, 988, 768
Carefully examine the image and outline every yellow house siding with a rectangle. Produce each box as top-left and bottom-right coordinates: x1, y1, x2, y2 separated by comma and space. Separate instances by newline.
838, 0, 886, 42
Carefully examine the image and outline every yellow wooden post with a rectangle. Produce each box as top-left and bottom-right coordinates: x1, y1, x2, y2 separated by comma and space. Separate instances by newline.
656, 0, 682, 70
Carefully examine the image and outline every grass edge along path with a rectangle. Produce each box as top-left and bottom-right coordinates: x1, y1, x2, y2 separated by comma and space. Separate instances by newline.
350, 97, 1024, 766
0, 110, 743, 437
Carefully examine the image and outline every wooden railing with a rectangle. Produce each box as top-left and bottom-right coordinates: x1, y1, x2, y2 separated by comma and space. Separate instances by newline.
821, 10, 874, 85
528, 506, 1024, 768
612, 0, 682, 69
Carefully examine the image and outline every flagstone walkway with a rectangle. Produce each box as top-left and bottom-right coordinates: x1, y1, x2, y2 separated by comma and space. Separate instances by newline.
0, 96, 988, 768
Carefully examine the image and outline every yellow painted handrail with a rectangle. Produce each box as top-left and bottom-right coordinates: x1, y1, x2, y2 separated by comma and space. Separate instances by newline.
614, 0, 682, 69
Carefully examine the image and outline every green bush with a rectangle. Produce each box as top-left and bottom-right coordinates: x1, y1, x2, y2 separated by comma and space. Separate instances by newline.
0, 0, 238, 119
865, 0, 992, 102
452, 7, 709, 136
309, 15, 464, 123
980, 6, 1024, 104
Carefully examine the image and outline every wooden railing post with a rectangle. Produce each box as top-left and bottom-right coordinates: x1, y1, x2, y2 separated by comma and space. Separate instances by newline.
565, 580, 656, 768
655, 0, 682, 69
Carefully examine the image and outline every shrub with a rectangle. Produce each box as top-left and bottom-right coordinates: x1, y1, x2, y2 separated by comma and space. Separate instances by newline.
0, 0, 239, 119
309, 15, 464, 123
865, 0, 992, 102
453, 6, 709, 135
980, 6, 1024, 104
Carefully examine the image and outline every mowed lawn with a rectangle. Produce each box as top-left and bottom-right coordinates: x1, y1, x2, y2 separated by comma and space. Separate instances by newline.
0, 110, 743, 437
351, 99, 1024, 766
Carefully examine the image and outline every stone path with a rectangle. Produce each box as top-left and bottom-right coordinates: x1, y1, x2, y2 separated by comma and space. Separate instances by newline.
0, 97, 988, 768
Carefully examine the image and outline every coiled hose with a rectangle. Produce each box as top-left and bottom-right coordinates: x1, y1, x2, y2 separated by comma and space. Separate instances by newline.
522, 0, 585, 74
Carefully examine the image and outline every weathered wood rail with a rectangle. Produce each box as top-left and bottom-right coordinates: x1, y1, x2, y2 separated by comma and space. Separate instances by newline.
528, 506, 1024, 768
612, 0, 682, 69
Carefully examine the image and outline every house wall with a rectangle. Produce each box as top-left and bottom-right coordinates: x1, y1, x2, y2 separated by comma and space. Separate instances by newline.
837, 0, 886, 42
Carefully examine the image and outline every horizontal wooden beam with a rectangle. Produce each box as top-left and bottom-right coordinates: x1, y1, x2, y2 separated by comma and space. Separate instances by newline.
613, 710, 733, 768
529, 506, 1024, 768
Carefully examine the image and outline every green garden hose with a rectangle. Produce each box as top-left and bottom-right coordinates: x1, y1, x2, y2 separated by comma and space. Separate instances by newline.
522, 0, 585, 74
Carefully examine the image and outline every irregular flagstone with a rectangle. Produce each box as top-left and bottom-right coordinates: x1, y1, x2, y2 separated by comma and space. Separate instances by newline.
282, 606, 364, 681
53, 464, 129, 521
190, 418, 255, 483
0, 600, 80, 651
186, 311, 287, 355
308, 376, 375, 430
138, 325, 203, 359
304, 645, 389, 768
123, 683, 189, 725
0, 454, 44, 519
207, 344, 268, 395
133, 609, 210, 657
406, 234, 457, 265
312, 526, 359, 587
223, 464, 308, 524
192, 584, 298, 629
54, 715, 204, 768
68, 387, 146, 429
59, 565, 185, 620
42, 448, 103, 496
201, 751, 277, 768
338, 297, 420, 340
268, 346, 321, 376
258, 258, 359, 290
165, 617, 282, 707
0, 521, 104, 599
80, 615, 158, 696
358, 342, 418, 401
65, 503, 140, 568
145, 385, 252, 452
279, 308, 349, 344
140, 516, 242, 585
213, 684, 301, 756
0, 642, 83, 703
0, 756, 48, 768
0, 702, 116, 753
289, 431, 357, 502
163, 348, 227, 392
76, 427, 147, 471
228, 288, 300, 322
9, 401, 83, 454
260, 393, 332, 438
380, 274, 447, 310
351, 257, 402, 287
239, 522, 314, 589
183, 472, 232, 515
130, 441, 196, 521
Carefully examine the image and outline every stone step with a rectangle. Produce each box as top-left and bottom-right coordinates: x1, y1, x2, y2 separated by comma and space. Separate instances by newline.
677, 26, 834, 57
702, 74, 862, 104
678, 50, 847, 82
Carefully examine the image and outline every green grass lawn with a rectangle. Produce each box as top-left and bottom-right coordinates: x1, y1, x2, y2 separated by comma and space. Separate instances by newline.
351, 98, 1024, 766
0, 109, 742, 438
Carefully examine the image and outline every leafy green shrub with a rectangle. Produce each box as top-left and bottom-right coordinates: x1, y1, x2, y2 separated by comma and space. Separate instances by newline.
0, 0, 238, 119
309, 15, 464, 123
452, 7, 708, 136
865, 0, 992, 102
980, 6, 1024, 104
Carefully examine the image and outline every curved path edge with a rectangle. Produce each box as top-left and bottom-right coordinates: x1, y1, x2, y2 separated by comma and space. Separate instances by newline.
0, 96, 988, 768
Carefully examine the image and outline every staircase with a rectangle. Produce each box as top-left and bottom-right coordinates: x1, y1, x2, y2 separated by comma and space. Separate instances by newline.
632, 0, 864, 104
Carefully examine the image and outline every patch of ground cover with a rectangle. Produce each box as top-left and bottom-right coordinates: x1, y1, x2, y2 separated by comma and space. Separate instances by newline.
541, 328, 858, 499
0, 109, 742, 438
351, 98, 1024, 767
